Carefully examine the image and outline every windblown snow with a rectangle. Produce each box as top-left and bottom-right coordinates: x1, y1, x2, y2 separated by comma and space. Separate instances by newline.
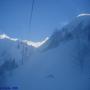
0, 14, 90, 90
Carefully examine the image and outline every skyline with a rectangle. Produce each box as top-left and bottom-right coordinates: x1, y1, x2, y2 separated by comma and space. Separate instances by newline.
0, 0, 90, 41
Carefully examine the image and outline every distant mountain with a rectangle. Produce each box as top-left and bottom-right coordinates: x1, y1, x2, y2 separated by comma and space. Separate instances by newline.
1, 14, 90, 90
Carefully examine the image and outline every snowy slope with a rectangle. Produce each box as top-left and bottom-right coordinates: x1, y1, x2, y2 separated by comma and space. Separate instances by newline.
8, 40, 88, 90
0, 34, 48, 66
0, 34, 40, 86
0, 34, 36, 65
0, 34, 49, 86
41, 13, 90, 51
1, 14, 90, 90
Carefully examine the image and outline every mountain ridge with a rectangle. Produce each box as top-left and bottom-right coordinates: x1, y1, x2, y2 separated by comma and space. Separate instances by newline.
0, 14, 90, 89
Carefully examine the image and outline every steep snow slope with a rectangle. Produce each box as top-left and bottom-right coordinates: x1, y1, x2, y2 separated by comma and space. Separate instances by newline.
8, 40, 88, 90
6, 14, 90, 90
41, 13, 90, 51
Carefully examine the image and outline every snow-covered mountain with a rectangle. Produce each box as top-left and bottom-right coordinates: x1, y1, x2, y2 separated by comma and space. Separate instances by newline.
41, 13, 90, 51
0, 34, 49, 86
0, 34, 36, 64
0, 14, 90, 90
0, 34, 37, 86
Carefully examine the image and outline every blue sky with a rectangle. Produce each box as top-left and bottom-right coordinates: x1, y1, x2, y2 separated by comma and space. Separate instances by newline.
0, 0, 90, 41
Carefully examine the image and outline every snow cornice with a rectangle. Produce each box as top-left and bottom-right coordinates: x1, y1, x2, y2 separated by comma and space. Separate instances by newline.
0, 34, 49, 48
77, 13, 90, 17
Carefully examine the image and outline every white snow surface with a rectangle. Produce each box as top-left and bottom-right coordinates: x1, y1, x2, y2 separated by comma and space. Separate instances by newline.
0, 14, 90, 90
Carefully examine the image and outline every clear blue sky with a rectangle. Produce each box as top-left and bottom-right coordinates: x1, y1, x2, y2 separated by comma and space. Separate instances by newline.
0, 0, 90, 41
